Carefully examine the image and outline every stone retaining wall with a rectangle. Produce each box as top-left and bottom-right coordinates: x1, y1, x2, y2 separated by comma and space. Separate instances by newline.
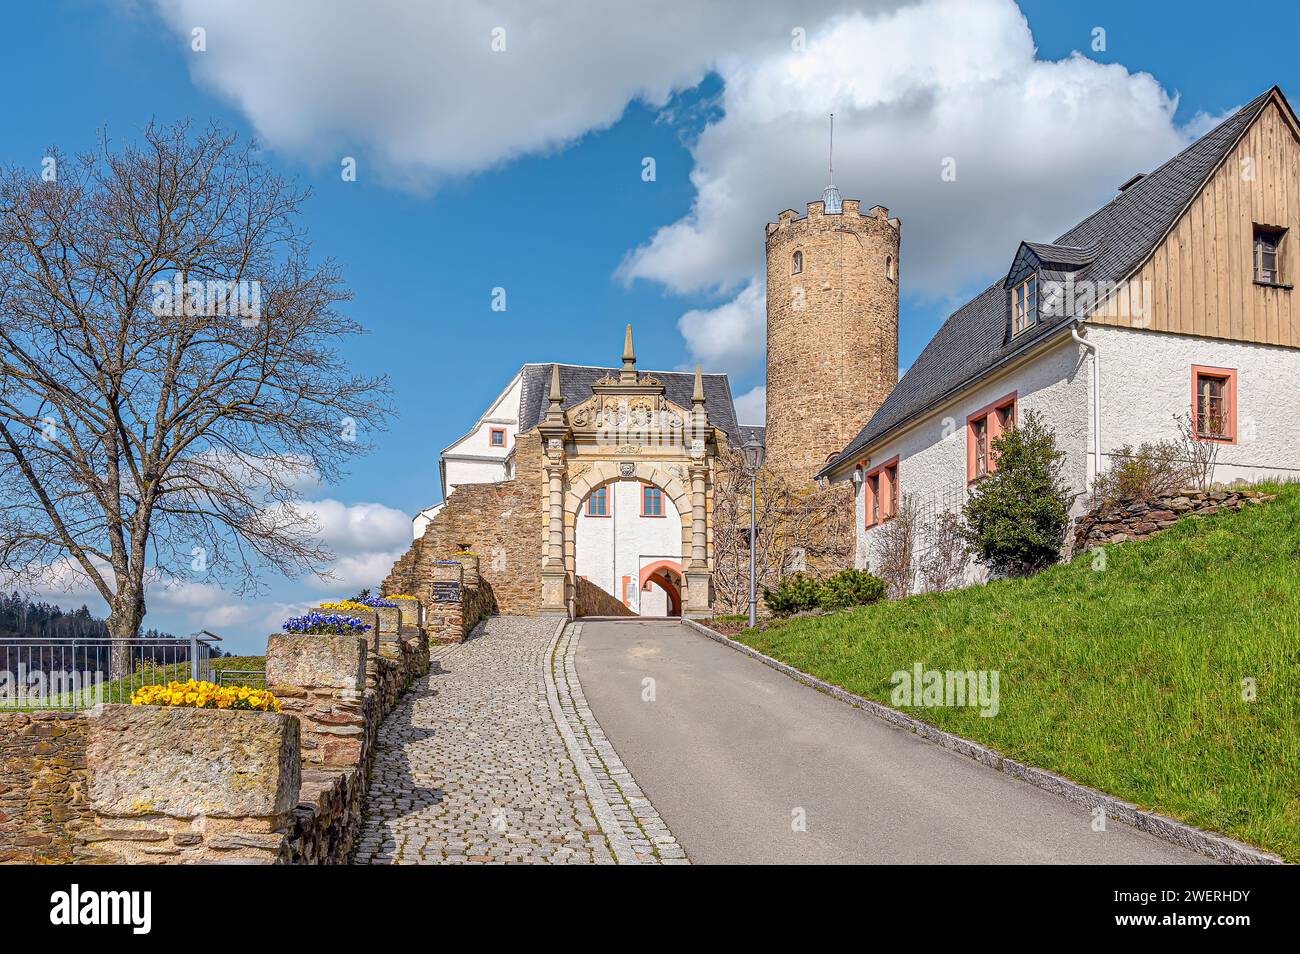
1073, 488, 1271, 551
574, 576, 636, 618
49, 600, 432, 865
391, 554, 493, 644
0, 712, 92, 864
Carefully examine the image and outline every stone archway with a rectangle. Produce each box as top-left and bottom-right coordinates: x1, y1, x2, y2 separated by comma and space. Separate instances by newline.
566, 462, 692, 616
535, 344, 717, 618
639, 558, 682, 616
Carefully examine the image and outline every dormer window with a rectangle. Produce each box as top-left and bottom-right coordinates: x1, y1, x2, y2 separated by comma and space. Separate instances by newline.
791, 250, 803, 275
1011, 276, 1038, 336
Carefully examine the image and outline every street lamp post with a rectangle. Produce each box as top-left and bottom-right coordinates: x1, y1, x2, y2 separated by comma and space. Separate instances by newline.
741, 434, 766, 629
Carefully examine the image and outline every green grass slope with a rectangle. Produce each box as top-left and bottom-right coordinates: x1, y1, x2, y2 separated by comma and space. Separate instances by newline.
741, 485, 1300, 861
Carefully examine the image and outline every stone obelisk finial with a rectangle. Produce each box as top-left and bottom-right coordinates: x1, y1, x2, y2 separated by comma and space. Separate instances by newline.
545, 362, 565, 423
620, 323, 637, 382
692, 363, 706, 406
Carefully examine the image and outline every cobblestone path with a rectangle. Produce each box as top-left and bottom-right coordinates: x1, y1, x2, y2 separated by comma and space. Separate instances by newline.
355, 616, 685, 864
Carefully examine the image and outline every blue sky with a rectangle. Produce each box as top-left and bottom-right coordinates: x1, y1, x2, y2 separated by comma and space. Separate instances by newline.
3, 0, 1298, 653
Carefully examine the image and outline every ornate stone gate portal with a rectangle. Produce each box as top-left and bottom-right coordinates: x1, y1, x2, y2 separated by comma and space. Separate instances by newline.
538, 329, 717, 618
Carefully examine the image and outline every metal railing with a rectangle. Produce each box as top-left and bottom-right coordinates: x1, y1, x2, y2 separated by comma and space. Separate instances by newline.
0, 633, 220, 711
214, 668, 265, 689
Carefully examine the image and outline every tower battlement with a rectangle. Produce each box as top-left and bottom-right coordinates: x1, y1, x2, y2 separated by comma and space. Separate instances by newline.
766, 198, 900, 236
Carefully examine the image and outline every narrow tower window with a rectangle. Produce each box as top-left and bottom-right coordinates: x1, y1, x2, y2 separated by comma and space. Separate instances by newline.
791, 250, 803, 275
886, 255, 895, 282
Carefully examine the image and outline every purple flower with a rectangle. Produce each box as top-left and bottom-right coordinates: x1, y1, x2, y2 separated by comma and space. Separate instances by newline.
281, 611, 372, 636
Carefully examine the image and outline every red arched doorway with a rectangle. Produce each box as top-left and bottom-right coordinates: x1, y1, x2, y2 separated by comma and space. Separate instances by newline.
638, 559, 682, 617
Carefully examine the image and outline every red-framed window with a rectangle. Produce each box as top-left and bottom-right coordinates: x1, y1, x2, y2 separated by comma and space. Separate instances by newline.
641, 485, 665, 517
967, 392, 1017, 482
862, 456, 900, 529
585, 486, 609, 517
1192, 366, 1237, 444
489, 427, 507, 448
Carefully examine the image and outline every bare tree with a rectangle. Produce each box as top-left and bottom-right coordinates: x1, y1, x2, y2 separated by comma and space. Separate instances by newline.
918, 508, 971, 594
874, 493, 917, 600
711, 445, 853, 615
0, 121, 391, 669
1173, 412, 1219, 491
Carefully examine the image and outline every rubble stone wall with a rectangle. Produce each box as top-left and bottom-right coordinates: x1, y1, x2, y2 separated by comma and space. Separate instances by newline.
18, 601, 432, 865
384, 431, 545, 617
0, 712, 92, 864
1073, 488, 1271, 551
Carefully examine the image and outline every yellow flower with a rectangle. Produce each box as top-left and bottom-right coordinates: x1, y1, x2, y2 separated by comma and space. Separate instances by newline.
321, 600, 372, 613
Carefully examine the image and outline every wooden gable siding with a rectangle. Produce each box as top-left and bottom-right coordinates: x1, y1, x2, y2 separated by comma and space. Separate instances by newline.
1090, 96, 1300, 348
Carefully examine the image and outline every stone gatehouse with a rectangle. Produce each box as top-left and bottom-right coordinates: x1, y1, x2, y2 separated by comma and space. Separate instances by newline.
384, 328, 752, 618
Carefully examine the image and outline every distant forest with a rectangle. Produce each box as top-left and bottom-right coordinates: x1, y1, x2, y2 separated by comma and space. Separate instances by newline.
0, 593, 238, 680
0, 592, 176, 640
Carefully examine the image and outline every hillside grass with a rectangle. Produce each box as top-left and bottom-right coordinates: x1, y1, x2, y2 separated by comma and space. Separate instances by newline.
739, 484, 1300, 861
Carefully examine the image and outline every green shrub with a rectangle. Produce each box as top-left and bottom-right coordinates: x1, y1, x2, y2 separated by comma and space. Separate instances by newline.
762, 569, 887, 616
962, 410, 1074, 577
819, 568, 887, 610
1091, 439, 1190, 503
763, 572, 822, 616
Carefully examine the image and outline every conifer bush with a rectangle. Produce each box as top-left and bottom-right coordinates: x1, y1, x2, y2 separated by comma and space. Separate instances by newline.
962, 410, 1074, 577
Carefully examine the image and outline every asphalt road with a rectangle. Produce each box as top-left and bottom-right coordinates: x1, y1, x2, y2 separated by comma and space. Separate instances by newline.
575, 619, 1211, 865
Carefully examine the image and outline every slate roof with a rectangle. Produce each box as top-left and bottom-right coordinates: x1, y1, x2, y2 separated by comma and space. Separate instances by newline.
1015, 241, 1100, 272
819, 88, 1277, 479
738, 424, 767, 447
517, 363, 743, 444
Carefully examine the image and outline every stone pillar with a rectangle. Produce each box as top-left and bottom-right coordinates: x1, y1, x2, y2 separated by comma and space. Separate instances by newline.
541, 455, 569, 616
267, 634, 368, 770
546, 460, 565, 566
451, 551, 480, 586
424, 561, 466, 643
395, 598, 430, 677
685, 462, 712, 616
373, 605, 402, 659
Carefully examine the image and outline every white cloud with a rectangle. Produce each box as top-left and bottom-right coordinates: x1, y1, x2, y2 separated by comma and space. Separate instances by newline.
733, 385, 767, 426
16, 557, 108, 612
152, 578, 227, 609
621, 0, 1188, 299
307, 549, 407, 594
148, 0, 1206, 389
291, 499, 410, 555
618, 0, 1198, 377
148, 0, 881, 186
677, 280, 766, 379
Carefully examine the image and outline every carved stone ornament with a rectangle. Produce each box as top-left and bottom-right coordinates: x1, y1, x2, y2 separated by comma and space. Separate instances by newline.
619, 462, 636, 477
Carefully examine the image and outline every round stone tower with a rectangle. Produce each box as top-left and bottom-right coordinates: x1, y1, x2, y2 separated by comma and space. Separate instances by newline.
764, 185, 900, 484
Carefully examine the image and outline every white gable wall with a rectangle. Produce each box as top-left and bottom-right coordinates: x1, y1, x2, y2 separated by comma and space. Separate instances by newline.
1091, 324, 1300, 484
440, 372, 524, 495
845, 323, 1300, 590
845, 334, 1091, 587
